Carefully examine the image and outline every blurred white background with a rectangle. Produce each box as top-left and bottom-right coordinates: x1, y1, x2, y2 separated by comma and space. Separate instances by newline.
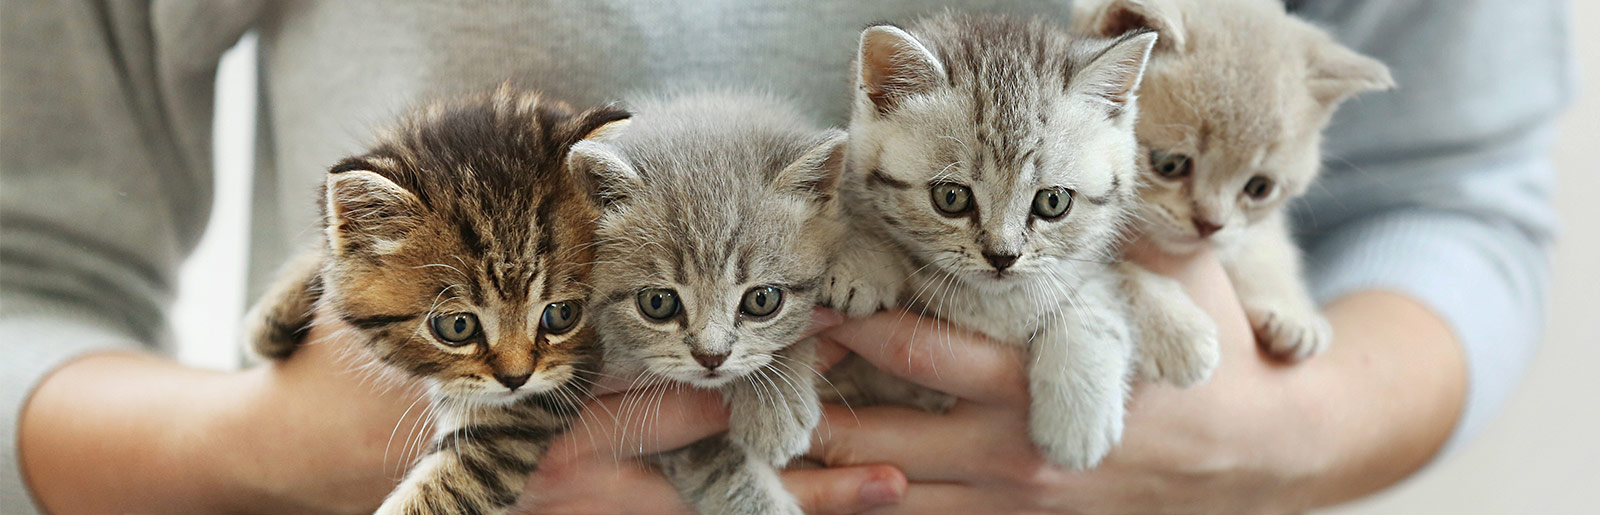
175, 8, 1600, 511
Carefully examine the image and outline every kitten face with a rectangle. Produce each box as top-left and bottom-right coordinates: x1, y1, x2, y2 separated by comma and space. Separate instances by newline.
319, 88, 629, 403
849, 16, 1156, 291
571, 93, 845, 388
1077, 0, 1393, 251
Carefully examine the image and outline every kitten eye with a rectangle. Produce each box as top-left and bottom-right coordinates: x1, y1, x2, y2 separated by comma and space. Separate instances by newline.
930, 183, 973, 215
1031, 187, 1074, 220
430, 313, 481, 346
739, 286, 783, 318
540, 301, 582, 335
1150, 150, 1192, 179
1243, 175, 1275, 200
637, 288, 681, 321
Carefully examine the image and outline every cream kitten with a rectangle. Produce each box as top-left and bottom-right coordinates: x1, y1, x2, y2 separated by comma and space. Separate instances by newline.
568, 91, 846, 514
824, 13, 1157, 469
1075, 0, 1394, 366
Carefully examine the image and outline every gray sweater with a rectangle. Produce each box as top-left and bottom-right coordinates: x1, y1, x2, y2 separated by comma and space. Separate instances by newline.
0, 0, 1568, 511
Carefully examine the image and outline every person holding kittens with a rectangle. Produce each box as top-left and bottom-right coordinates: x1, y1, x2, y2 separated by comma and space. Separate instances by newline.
1, 1, 1565, 514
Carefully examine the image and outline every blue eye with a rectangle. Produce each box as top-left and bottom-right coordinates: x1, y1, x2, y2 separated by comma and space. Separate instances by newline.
540, 302, 581, 334
637, 289, 680, 321
740, 286, 783, 317
430, 313, 480, 345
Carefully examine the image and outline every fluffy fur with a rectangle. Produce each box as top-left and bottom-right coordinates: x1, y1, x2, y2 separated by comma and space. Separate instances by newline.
824, 12, 1157, 469
568, 91, 846, 514
243, 86, 629, 514
1075, 0, 1394, 363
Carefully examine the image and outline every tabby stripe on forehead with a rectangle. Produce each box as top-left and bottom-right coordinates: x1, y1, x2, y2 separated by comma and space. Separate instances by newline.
341, 312, 417, 329
458, 219, 487, 258
866, 168, 911, 190
534, 188, 558, 254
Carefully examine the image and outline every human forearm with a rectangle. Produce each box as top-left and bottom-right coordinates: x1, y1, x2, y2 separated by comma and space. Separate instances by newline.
1278, 290, 1466, 511
19, 353, 256, 513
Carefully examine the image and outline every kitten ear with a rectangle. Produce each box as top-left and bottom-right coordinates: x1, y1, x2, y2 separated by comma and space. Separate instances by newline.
1071, 30, 1158, 116
323, 163, 422, 256
858, 24, 945, 115
561, 104, 633, 145
566, 140, 640, 209
773, 129, 848, 203
1306, 40, 1394, 108
1084, 0, 1187, 53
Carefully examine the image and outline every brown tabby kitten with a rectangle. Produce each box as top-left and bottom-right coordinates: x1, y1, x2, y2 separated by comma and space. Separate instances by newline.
243, 86, 629, 514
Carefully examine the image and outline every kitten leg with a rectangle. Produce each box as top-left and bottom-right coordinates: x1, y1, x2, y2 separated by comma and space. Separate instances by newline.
652, 435, 803, 515
1118, 262, 1219, 388
725, 339, 822, 465
821, 355, 955, 413
377, 402, 568, 515
821, 238, 908, 318
242, 250, 323, 360
1027, 277, 1134, 470
1223, 213, 1332, 362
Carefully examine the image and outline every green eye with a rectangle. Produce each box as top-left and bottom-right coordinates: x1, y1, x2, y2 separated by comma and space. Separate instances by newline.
540, 301, 582, 335
1150, 150, 1191, 179
637, 288, 681, 321
430, 313, 480, 346
1243, 175, 1275, 200
1031, 188, 1073, 219
930, 183, 973, 215
739, 286, 783, 318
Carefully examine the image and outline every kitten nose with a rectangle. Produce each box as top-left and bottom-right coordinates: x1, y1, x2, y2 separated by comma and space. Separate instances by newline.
983, 252, 1019, 271
692, 351, 729, 370
494, 373, 531, 390
1191, 217, 1224, 238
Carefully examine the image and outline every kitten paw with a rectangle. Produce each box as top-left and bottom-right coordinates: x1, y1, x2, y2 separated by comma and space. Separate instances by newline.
1248, 307, 1332, 362
1030, 406, 1122, 470
820, 273, 898, 318
1134, 303, 1220, 388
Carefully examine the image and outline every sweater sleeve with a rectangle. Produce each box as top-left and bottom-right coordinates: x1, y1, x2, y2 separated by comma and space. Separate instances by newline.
0, 1, 257, 510
1291, 0, 1570, 451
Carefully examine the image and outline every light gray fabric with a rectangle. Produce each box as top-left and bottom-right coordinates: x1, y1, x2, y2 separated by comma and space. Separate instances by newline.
0, 0, 1567, 511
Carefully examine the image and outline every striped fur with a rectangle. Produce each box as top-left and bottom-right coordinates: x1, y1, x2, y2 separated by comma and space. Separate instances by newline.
822, 13, 1158, 470
569, 91, 846, 514
243, 85, 627, 514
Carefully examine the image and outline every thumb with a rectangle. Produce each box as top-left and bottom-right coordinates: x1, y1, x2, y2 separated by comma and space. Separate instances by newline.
781, 465, 906, 514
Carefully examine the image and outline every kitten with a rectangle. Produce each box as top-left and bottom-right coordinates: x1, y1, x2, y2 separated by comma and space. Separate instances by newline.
243, 86, 629, 514
824, 13, 1157, 469
567, 91, 846, 514
1074, 0, 1394, 366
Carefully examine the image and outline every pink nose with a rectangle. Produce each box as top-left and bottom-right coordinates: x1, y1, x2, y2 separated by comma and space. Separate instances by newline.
1192, 217, 1223, 238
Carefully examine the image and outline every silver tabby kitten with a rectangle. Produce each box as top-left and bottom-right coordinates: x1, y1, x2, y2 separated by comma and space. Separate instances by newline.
1075, 0, 1394, 366
244, 87, 628, 515
567, 91, 846, 514
824, 13, 1158, 469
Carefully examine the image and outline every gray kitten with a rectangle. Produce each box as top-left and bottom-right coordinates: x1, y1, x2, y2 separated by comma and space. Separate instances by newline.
825, 13, 1157, 469
567, 91, 846, 514
1075, 0, 1394, 368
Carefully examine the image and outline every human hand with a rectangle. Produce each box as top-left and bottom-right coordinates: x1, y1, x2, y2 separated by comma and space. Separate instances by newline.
807, 248, 1340, 514
513, 307, 908, 514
